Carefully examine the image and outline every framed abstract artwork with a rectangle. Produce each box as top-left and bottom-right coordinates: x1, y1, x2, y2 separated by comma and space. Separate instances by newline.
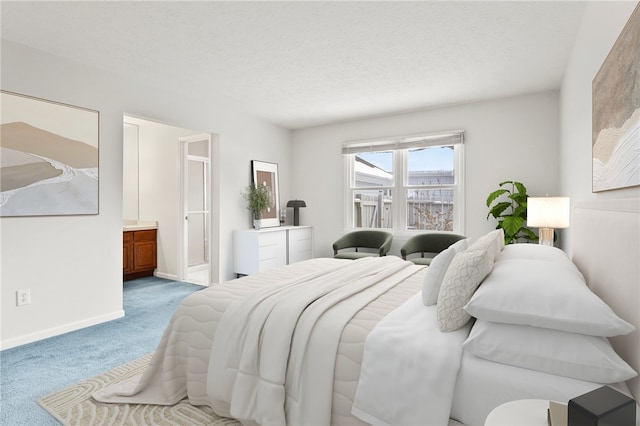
251, 160, 280, 228
592, 4, 639, 192
1, 91, 99, 216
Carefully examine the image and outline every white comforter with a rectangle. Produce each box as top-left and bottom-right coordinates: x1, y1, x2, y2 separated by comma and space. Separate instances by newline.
92, 256, 429, 425
352, 293, 472, 426
207, 256, 419, 426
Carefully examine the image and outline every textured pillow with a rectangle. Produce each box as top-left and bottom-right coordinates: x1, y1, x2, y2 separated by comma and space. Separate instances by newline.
464, 259, 635, 337
463, 320, 637, 383
493, 228, 505, 254
422, 238, 469, 306
497, 243, 570, 263
437, 248, 493, 332
467, 229, 503, 262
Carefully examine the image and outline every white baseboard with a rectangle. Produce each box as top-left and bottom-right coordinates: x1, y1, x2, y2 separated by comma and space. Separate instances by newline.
153, 271, 178, 280
0, 309, 124, 350
188, 263, 209, 272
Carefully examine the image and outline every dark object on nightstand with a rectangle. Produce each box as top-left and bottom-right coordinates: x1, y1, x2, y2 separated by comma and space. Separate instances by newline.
568, 386, 636, 426
286, 199, 306, 226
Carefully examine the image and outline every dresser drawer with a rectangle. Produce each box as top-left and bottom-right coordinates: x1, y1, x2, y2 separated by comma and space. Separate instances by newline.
258, 232, 279, 246
259, 244, 278, 261
134, 229, 156, 241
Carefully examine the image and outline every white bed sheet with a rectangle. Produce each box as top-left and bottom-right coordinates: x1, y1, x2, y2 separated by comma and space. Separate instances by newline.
352, 293, 471, 426
450, 349, 634, 426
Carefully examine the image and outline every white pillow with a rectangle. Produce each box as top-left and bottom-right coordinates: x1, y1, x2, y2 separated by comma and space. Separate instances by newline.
422, 238, 469, 306
497, 243, 570, 263
463, 320, 637, 383
437, 247, 493, 332
464, 259, 635, 337
467, 229, 503, 262
494, 228, 505, 254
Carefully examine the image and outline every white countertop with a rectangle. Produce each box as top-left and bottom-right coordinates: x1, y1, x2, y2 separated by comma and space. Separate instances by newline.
123, 220, 158, 231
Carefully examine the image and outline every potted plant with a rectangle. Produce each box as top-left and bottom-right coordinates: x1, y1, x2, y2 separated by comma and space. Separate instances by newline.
243, 184, 271, 230
486, 180, 538, 244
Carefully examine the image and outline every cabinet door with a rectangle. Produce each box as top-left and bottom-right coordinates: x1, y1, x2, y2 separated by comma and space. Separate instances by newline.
133, 240, 157, 272
123, 232, 134, 274
133, 230, 157, 272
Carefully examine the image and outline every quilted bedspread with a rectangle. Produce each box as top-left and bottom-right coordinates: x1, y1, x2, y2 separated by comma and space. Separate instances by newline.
93, 257, 425, 425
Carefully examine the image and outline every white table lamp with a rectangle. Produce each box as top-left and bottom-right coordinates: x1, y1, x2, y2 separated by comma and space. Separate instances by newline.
527, 197, 570, 246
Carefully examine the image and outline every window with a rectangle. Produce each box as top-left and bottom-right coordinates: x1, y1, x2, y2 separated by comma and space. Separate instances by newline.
343, 130, 464, 234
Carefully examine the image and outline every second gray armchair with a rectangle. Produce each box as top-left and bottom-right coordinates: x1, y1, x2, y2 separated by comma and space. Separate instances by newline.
333, 230, 393, 260
400, 232, 465, 265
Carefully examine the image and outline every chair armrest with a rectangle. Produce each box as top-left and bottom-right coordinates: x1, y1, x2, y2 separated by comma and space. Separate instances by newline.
400, 238, 422, 258
379, 233, 393, 256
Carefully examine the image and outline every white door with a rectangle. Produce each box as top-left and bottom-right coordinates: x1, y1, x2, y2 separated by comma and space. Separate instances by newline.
179, 134, 212, 285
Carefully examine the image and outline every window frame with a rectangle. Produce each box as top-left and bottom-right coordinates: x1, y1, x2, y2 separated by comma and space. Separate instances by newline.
343, 131, 465, 235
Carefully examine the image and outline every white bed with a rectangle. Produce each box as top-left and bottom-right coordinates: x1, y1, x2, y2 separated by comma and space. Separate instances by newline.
93, 198, 639, 426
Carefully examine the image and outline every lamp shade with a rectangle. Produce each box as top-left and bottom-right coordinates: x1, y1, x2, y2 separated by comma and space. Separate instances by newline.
287, 200, 306, 208
527, 197, 570, 228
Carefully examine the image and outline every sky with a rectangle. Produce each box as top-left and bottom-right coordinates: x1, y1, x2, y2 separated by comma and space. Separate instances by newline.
358, 146, 454, 173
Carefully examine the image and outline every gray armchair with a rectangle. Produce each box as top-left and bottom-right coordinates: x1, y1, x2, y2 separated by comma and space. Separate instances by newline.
400, 232, 465, 265
332, 230, 393, 260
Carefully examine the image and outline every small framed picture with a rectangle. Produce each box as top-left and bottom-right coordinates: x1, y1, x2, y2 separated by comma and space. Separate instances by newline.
251, 160, 280, 228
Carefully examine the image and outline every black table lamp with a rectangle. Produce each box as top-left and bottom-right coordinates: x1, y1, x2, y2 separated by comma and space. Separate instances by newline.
286, 200, 306, 226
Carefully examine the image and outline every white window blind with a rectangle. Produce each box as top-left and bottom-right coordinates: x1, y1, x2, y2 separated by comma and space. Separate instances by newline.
341, 130, 464, 155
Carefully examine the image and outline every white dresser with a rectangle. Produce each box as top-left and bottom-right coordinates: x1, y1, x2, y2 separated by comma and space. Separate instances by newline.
233, 226, 313, 276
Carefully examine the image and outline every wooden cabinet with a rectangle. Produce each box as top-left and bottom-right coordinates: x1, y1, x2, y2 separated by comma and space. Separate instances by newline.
233, 226, 313, 276
123, 229, 157, 281
123, 231, 134, 275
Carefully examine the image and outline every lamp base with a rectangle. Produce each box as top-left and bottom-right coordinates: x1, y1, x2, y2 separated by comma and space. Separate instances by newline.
293, 208, 300, 226
538, 227, 555, 246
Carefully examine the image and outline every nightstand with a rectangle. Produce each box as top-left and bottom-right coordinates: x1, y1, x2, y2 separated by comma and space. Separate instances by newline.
485, 399, 550, 426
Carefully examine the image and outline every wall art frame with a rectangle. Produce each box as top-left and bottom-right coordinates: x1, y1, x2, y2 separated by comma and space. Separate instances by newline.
251, 160, 280, 228
1, 90, 100, 217
592, 4, 640, 193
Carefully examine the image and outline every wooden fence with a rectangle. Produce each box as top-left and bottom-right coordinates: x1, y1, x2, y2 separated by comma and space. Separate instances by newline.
354, 194, 452, 230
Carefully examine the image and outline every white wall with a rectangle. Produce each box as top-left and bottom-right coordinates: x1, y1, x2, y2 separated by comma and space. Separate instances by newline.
0, 40, 291, 349
291, 91, 560, 258
126, 118, 205, 279
122, 122, 139, 220
560, 1, 640, 253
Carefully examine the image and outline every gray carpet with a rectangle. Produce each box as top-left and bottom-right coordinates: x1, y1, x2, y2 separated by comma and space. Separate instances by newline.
38, 353, 240, 426
1, 277, 203, 426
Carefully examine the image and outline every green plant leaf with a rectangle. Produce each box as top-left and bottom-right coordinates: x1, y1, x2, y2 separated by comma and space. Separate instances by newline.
486, 189, 509, 207
501, 216, 524, 237
243, 184, 272, 214
512, 204, 527, 218
519, 227, 538, 241
509, 192, 527, 203
487, 202, 511, 219
514, 181, 527, 195
486, 180, 537, 244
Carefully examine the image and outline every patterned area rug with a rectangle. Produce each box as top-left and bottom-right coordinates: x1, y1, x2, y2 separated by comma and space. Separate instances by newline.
38, 353, 241, 426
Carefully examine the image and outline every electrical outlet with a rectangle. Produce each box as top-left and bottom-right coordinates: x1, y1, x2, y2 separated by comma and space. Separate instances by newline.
16, 289, 31, 306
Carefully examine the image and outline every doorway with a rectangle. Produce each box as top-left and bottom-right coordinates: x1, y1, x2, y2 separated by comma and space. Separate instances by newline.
180, 134, 212, 285
122, 115, 220, 286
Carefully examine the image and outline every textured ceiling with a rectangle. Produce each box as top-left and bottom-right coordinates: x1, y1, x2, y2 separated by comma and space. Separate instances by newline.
1, 1, 586, 129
